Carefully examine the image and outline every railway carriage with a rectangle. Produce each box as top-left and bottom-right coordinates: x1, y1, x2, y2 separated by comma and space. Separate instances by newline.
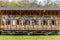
0, 10, 59, 35
0, 0, 60, 35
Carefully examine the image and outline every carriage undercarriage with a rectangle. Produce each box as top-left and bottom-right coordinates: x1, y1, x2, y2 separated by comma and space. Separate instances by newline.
0, 30, 59, 35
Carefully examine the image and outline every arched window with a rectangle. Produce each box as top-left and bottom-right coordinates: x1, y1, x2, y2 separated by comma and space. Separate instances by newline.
41, 16, 50, 25
51, 19, 56, 25
17, 19, 22, 25
17, 19, 19, 25
23, 19, 30, 25
42, 19, 48, 25
6, 19, 11, 25
2, 18, 5, 25
32, 19, 38, 26
12, 19, 17, 26
51, 16, 56, 25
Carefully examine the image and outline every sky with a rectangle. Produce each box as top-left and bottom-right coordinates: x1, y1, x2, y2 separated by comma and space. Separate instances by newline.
7, 0, 59, 4
0, 0, 60, 4
37, 0, 47, 5
0, 0, 59, 2
0, 0, 57, 2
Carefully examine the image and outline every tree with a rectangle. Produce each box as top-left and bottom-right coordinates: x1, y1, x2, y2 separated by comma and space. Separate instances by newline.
45, 0, 58, 7
0, 1, 8, 7
29, 0, 38, 7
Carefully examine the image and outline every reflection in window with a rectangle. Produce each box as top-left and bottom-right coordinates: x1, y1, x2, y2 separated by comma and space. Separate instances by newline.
32, 20, 38, 26
23, 20, 30, 25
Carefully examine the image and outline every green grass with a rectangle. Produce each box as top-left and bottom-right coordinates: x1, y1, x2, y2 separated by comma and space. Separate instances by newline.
0, 35, 60, 40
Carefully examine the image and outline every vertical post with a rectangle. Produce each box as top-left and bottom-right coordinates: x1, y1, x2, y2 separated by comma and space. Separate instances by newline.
48, 19, 50, 26
11, 15, 12, 30
56, 17, 59, 30
30, 19, 32, 30
21, 17, 24, 30
4, 15, 6, 30
0, 15, 1, 30
38, 18, 42, 30
48, 19, 51, 30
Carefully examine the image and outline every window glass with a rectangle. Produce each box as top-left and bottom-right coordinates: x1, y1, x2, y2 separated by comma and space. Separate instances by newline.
51, 19, 56, 25
6, 19, 10, 25
17, 19, 19, 25
24, 16, 34, 19
12, 20, 16, 26
32, 19, 38, 26
42, 19, 48, 25
23, 19, 30, 25
2, 18, 5, 25
17, 19, 22, 25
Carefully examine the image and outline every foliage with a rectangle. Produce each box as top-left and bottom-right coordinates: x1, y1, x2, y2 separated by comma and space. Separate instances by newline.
0, 0, 60, 7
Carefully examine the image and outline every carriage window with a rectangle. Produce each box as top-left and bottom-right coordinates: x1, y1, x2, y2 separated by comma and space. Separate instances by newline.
6, 19, 10, 25
23, 20, 30, 25
2, 18, 5, 25
12, 20, 16, 26
17, 20, 22, 25
32, 20, 38, 26
51, 19, 56, 25
2, 21, 4, 25
42, 19, 48, 25
17, 20, 19, 25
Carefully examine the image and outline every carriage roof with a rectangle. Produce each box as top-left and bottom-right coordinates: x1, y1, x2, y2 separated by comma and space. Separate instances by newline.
0, 7, 60, 10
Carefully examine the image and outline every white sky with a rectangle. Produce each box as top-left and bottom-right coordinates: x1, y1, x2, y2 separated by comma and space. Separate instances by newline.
37, 0, 47, 5
0, 0, 57, 2
8, 0, 13, 2
0, 0, 60, 4
0, 0, 59, 2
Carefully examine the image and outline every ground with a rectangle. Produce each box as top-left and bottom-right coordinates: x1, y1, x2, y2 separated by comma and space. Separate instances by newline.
0, 35, 60, 40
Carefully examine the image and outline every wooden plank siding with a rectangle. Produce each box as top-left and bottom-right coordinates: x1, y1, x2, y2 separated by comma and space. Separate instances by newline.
0, 10, 60, 31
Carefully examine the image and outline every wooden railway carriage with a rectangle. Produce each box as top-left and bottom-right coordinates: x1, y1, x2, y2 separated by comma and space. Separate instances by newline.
0, 10, 60, 35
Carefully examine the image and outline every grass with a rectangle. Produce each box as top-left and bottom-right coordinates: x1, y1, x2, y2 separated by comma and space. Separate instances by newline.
0, 35, 60, 40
